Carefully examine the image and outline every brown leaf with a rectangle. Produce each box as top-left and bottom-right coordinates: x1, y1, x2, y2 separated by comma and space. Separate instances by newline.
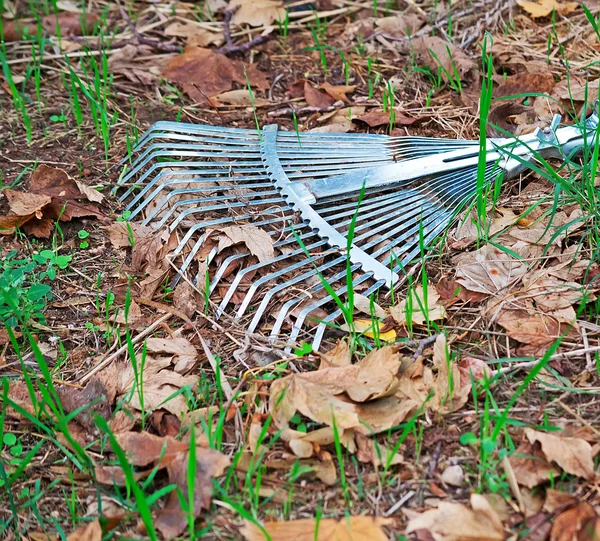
497, 309, 562, 347
163, 46, 269, 103
21, 217, 54, 238
510, 441, 560, 488
318, 340, 352, 369
406, 493, 506, 540
319, 82, 356, 103
164, 22, 224, 47
488, 102, 532, 137
173, 281, 203, 318
230, 0, 285, 27
104, 222, 169, 272
412, 36, 475, 82
146, 336, 198, 373
66, 519, 102, 541
304, 81, 335, 107
112, 431, 229, 539
57, 379, 111, 430
3, 12, 100, 42
156, 447, 230, 538
240, 516, 394, 541
97, 354, 198, 417
375, 13, 425, 37
390, 284, 446, 325
436, 276, 487, 307
525, 428, 595, 480
346, 345, 401, 402
4, 190, 51, 217
458, 356, 493, 383
216, 225, 275, 263
495, 73, 555, 99
550, 503, 598, 541
517, 0, 578, 18
455, 244, 528, 295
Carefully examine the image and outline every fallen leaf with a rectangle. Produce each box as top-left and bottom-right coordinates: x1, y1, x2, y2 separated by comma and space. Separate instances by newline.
455, 244, 528, 295
164, 21, 224, 47
346, 345, 402, 402
113, 431, 230, 538
412, 36, 475, 82
353, 294, 387, 318
318, 340, 352, 369
390, 284, 446, 325
376, 13, 424, 37
525, 428, 595, 480
304, 81, 335, 107
67, 519, 102, 541
551, 502, 598, 541
216, 225, 275, 263
436, 276, 487, 306
319, 82, 356, 103
3, 11, 99, 41
497, 309, 562, 347
495, 73, 555, 99
212, 88, 270, 106
509, 441, 560, 488
458, 356, 493, 383
517, 0, 578, 18
97, 354, 198, 417
146, 337, 198, 373
57, 379, 111, 430
406, 493, 506, 540
230, 0, 285, 27
355, 110, 420, 127
4, 190, 51, 217
240, 516, 394, 541
163, 46, 269, 103
341, 319, 397, 341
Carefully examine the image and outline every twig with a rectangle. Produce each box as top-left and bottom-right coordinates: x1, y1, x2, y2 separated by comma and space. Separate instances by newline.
119, 7, 181, 53
268, 103, 347, 118
80, 313, 172, 383
216, 7, 272, 55
409, 334, 440, 360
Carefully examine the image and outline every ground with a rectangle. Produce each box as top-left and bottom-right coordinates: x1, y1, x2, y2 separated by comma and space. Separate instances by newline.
1, 0, 600, 540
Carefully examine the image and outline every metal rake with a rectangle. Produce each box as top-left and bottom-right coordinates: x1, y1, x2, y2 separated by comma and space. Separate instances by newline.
116, 107, 598, 350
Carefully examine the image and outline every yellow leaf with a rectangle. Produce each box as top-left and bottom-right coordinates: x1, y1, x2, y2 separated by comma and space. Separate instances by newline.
343, 319, 396, 341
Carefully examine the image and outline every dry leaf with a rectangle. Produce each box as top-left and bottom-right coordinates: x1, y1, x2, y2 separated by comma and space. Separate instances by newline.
412, 36, 475, 82
497, 309, 562, 347
164, 21, 224, 47
240, 516, 393, 541
517, 0, 578, 18
145, 337, 198, 373
67, 519, 102, 541
318, 340, 352, 369
390, 285, 446, 325
353, 294, 387, 318
113, 431, 230, 538
216, 225, 275, 263
455, 244, 528, 295
551, 502, 598, 541
304, 81, 335, 107
3, 11, 99, 41
341, 319, 397, 341
346, 345, 401, 402
97, 354, 198, 417
510, 441, 560, 488
495, 73, 555, 98
406, 493, 506, 540
525, 428, 595, 480
376, 13, 424, 37
230, 0, 285, 27
163, 46, 269, 103
319, 82, 356, 103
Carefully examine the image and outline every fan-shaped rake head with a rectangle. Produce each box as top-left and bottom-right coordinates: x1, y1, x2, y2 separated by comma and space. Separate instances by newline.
116, 120, 518, 350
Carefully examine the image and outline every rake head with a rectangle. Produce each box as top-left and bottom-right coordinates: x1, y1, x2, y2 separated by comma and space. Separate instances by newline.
116, 111, 598, 350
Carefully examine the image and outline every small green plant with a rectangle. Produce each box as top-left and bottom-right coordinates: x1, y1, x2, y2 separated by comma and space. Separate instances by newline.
32, 249, 71, 280
0, 251, 53, 329
77, 229, 90, 249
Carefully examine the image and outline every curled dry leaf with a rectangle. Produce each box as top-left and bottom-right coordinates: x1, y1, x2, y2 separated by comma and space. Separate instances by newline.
406, 493, 506, 541
164, 21, 224, 47
550, 502, 598, 541
240, 516, 394, 541
318, 340, 352, 369
525, 428, 595, 480
163, 46, 269, 103
375, 13, 425, 37
230, 0, 285, 27
494, 73, 556, 99
113, 431, 230, 539
97, 353, 198, 417
319, 82, 356, 103
455, 244, 528, 295
304, 81, 335, 107
390, 284, 446, 325
517, 0, 578, 18
412, 36, 475, 82
346, 345, 402, 402
509, 441, 559, 489
353, 294, 387, 318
